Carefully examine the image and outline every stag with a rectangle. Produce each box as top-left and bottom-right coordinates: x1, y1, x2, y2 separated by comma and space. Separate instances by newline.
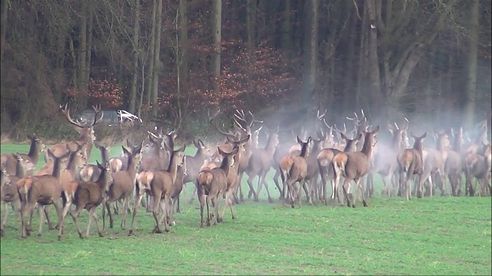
333, 126, 379, 208
397, 133, 426, 201
48, 104, 103, 163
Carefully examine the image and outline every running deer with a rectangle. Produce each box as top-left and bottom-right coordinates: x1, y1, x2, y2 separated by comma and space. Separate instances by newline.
66, 161, 112, 239
444, 128, 464, 196
397, 133, 426, 201
17, 149, 69, 238
184, 139, 213, 204
418, 132, 448, 197
333, 126, 379, 208
196, 145, 239, 227
48, 104, 103, 163
317, 132, 360, 204
1, 134, 44, 176
103, 143, 142, 230
129, 146, 185, 234
284, 136, 312, 208
246, 128, 280, 202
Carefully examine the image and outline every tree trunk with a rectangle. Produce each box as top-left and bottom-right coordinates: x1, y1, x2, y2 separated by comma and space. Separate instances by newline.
146, 0, 157, 107
302, 0, 319, 109
464, 0, 480, 126
246, 0, 256, 104
151, 0, 162, 117
281, 0, 291, 51
365, 0, 382, 114
0, 0, 8, 62
77, 0, 88, 109
211, 0, 222, 93
343, 9, 358, 112
178, 0, 188, 92
129, 0, 140, 114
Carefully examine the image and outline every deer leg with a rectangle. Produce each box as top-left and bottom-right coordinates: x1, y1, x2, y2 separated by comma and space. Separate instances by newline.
199, 194, 206, 227
129, 193, 143, 235
246, 175, 257, 201
90, 207, 103, 237
37, 205, 46, 237
1, 201, 9, 236
302, 180, 312, 205
43, 206, 55, 230
120, 197, 129, 230
227, 192, 236, 219
206, 197, 212, 226
152, 195, 162, 233
238, 173, 245, 202
105, 201, 114, 229
341, 178, 352, 208
70, 208, 84, 238
175, 195, 181, 214
255, 175, 264, 201
262, 173, 273, 203
357, 178, 368, 207
273, 169, 283, 200
85, 209, 93, 238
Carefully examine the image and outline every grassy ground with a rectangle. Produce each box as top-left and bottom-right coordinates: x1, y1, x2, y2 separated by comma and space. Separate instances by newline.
1, 143, 491, 275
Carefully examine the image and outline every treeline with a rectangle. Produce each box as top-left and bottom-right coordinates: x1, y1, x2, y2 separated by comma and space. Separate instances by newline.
0, 0, 490, 140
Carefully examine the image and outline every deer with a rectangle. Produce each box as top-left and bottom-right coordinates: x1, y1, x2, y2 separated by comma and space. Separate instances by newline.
1, 154, 28, 237
246, 128, 280, 202
16, 149, 69, 238
196, 145, 239, 227
464, 143, 491, 196
129, 145, 186, 234
184, 139, 213, 206
317, 131, 360, 204
283, 136, 312, 208
417, 132, 448, 197
47, 104, 103, 164
103, 142, 142, 230
65, 161, 112, 239
373, 121, 409, 197
1, 134, 44, 176
443, 128, 464, 196
79, 143, 109, 182
333, 126, 379, 208
397, 133, 427, 201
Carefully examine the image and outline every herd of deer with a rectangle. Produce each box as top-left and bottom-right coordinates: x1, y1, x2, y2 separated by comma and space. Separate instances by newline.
1, 104, 491, 240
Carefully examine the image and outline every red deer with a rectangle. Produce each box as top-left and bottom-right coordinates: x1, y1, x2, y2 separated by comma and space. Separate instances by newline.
284, 137, 312, 208
418, 132, 448, 197
47, 104, 103, 164
103, 143, 142, 230
444, 128, 464, 196
246, 129, 279, 202
333, 126, 379, 207
196, 145, 239, 227
16, 149, 69, 238
317, 132, 360, 204
1, 134, 44, 176
129, 145, 186, 234
464, 143, 491, 196
66, 161, 112, 239
397, 133, 426, 201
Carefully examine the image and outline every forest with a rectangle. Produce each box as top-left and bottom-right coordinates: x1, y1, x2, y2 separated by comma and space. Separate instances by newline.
0, 0, 490, 141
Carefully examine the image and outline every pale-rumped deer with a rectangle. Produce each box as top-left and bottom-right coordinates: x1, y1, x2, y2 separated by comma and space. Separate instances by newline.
16, 149, 69, 238
129, 146, 185, 234
397, 133, 426, 201
103, 143, 142, 230
196, 145, 239, 227
333, 126, 379, 208
317, 132, 360, 204
284, 136, 312, 208
66, 161, 112, 239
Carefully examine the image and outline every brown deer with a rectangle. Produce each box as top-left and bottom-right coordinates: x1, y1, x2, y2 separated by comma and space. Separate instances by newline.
48, 104, 103, 163
333, 126, 379, 208
284, 136, 312, 208
317, 132, 360, 204
16, 149, 69, 238
129, 146, 186, 234
79, 143, 109, 182
246, 129, 279, 202
397, 133, 426, 201
196, 145, 239, 227
66, 161, 112, 239
1, 134, 44, 176
184, 139, 213, 205
103, 143, 142, 230
418, 132, 448, 197
444, 128, 464, 196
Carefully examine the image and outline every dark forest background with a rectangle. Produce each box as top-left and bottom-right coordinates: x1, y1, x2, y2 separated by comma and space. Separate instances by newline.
0, 0, 490, 142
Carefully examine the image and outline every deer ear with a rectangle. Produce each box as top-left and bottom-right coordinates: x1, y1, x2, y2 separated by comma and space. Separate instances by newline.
296, 136, 302, 144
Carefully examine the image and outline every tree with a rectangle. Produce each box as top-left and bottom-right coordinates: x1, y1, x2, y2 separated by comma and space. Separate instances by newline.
464, 0, 480, 125
211, 0, 222, 92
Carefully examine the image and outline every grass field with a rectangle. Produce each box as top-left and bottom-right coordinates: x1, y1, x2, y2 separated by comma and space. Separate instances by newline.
1, 143, 491, 275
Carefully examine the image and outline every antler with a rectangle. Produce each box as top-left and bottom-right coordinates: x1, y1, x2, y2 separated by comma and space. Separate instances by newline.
91, 104, 104, 127
60, 103, 87, 128
209, 108, 237, 138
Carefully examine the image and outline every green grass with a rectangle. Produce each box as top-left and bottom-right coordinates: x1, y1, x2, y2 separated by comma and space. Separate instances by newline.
1, 143, 491, 275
